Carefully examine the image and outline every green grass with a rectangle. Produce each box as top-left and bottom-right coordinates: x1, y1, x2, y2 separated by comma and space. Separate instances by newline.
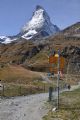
0, 80, 55, 97
43, 88, 80, 120
0, 83, 45, 97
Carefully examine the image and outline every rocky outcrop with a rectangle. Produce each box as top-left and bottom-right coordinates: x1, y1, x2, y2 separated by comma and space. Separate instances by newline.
62, 46, 80, 74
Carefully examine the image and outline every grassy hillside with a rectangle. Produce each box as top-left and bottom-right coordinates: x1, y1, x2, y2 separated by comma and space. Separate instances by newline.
0, 65, 54, 96
0, 65, 41, 84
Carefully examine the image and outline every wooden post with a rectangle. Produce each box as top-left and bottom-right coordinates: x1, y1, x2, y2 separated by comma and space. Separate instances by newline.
19, 86, 21, 95
43, 84, 45, 92
3, 85, 4, 97
57, 49, 60, 109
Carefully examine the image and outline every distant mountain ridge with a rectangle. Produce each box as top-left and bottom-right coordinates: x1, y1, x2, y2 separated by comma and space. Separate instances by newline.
0, 5, 59, 44
61, 22, 80, 37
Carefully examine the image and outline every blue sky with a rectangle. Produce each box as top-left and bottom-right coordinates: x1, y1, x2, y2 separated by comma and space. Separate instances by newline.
0, 0, 80, 36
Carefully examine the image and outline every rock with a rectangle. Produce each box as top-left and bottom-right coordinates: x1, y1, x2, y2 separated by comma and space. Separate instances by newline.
52, 107, 57, 112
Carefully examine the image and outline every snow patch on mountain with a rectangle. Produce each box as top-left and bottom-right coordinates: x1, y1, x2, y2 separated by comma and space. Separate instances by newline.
0, 36, 11, 44
0, 36, 17, 44
22, 30, 37, 40
0, 36, 7, 39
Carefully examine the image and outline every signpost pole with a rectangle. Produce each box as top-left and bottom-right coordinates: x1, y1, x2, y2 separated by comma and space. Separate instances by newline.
57, 49, 60, 109
49, 48, 65, 109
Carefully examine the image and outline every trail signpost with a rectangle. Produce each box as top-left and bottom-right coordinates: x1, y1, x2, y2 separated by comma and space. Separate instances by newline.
49, 53, 65, 73
49, 49, 65, 109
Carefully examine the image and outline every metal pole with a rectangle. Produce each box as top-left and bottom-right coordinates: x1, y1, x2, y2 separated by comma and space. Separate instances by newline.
57, 49, 60, 109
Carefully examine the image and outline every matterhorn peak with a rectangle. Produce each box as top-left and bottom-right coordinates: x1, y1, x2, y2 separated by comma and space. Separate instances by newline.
32, 5, 47, 18
21, 5, 60, 40
32, 5, 50, 21
36, 5, 44, 10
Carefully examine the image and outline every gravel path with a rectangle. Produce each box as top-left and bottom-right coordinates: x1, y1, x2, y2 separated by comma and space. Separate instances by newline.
0, 82, 80, 120
0, 93, 49, 120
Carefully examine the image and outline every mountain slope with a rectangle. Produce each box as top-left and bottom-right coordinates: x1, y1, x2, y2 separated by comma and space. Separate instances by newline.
0, 20, 80, 74
61, 22, 80, 37
0, 36, 18, 44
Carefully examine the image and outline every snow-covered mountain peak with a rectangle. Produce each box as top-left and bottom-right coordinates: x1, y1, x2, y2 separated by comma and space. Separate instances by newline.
21, 5, 60, 39
33, 5, 48, 18
36, 5, 44, 10
33, 5, 50, 23
21, 5, 49, 32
